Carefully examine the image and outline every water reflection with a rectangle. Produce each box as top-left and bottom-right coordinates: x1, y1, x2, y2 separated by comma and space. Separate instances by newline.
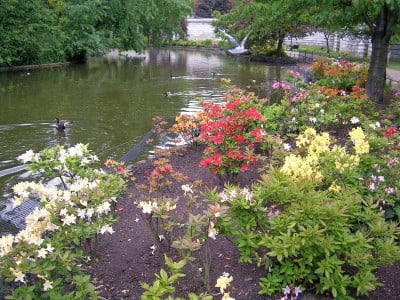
0, 48, 296, 232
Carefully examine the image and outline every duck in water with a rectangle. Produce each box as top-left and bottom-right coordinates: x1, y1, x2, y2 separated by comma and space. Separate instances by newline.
54, 118, 71, 131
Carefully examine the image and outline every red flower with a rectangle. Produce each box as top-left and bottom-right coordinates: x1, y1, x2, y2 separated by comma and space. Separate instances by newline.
244, 107, 263, 120
384, 126, 398, 139
240, 164, 249, 172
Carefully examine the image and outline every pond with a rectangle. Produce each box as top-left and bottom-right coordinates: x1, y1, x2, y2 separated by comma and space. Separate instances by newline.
0, 48, 296, 233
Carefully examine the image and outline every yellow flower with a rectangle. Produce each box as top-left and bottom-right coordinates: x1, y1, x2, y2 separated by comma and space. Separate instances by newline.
215, 273, 233, 293
222, 292, 235, 300
328, 183, 341, 193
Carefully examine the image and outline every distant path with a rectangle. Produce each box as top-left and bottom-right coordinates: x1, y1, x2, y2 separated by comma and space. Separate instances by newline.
387, 68, 400, 82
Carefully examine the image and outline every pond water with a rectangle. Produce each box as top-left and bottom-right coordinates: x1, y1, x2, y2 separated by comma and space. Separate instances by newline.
0, 48, 295, 233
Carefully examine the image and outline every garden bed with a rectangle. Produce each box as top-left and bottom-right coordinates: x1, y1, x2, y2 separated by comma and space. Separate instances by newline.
87, 146, 400, 300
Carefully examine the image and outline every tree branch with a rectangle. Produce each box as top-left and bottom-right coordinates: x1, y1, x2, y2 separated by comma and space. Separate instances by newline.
363, 12, 375, 32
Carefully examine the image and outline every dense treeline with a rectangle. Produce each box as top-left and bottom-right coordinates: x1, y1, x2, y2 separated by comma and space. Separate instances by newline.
193, 0, 233, 17
0, 0, 192, 67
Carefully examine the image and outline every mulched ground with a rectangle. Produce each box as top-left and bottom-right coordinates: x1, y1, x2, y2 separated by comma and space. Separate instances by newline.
87, 145, 400, 300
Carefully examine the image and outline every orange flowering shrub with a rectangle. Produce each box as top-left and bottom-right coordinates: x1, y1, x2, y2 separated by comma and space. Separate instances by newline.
169, 112, 206, 146
310, 58, 368, 91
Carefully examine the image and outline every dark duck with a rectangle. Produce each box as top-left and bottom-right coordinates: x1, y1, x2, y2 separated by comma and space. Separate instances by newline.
54, 118, 71, 131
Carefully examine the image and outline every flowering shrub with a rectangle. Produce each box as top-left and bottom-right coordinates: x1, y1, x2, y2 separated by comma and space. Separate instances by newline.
208, 169, 399, 299
262, 82, 375, 137
310, 58, 368, 91
199, 88, 265, 182
0, 145, 126, 299
169, 112, 206, 146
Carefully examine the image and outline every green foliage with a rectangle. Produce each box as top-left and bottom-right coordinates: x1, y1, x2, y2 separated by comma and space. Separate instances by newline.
141, 255, 187, 300
0, 145, 126, 299
211, 170, 400, 299
0, 0, 192, 67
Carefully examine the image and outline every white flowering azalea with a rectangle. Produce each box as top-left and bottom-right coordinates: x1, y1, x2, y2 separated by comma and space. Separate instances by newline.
99, 224, 115, 235
139, 201, 154, 214
283, 143, 291, 151
10, 267, 25, 283
0, 234, 14, 257
86, 208, 94, 219
208, 221, 218, 240
17, 149, 39, 164
77, 208, 86, 219
229, 189, 238, 199
37, 248, 48, 258
58, 148, 68, 164
46, 243, 54, 253
181, 184, 194, 196
68, 143, 87, 157
62, 214, 77, 226
46, 222, 59, 232
43, 279, 53, 291
96, 202, 111, 215
219, 191, 228, 202
350, 116, 360, 124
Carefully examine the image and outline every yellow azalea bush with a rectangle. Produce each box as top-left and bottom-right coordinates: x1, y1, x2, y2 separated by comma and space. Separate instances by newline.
0, 145, 126, 299
280, 127, 369, 186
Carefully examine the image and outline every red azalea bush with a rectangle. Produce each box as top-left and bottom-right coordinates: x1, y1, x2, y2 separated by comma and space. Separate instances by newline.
199, 88, 265, 182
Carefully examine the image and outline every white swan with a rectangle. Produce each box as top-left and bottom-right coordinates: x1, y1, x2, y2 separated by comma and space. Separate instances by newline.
219, 29, 252, 55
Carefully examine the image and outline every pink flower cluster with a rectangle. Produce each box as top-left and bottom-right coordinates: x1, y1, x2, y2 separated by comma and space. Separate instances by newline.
272, 81, 291, 90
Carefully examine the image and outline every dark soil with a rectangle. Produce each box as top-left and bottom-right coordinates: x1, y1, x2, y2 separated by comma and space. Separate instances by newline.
87, 146, 400, 300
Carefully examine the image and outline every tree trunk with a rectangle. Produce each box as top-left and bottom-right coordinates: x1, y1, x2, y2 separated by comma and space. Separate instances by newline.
323, 32, 331, 57
276, 36, 284, 57
363, 3, 399, 103
366, 35, 389, 103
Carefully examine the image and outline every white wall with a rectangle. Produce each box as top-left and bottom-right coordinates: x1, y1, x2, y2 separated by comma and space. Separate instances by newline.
187, 18, 217, 40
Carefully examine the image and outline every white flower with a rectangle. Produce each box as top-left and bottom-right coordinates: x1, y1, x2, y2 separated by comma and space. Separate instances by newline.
309, 117, 317, 123
320, 109, 325, 114
77, 208, 86, 219
10, 267, 25, 283
139, 201, 154, 214
291, 117, 296, 122
62, 214, 77, 226
59, 208, 68, 216
46, 244, 54, 253
43, 279, 53, 291
68, 143, 87, 157
378, 176, 385, 182
350, 116, 360, 124
96, 202, 111, 215
17, 149, 38, 163
150, 244, 156, 255
86, 208, 94, 219
229, 189, 237, 198
181, 184, 193, 196
315, 103, 320, 108
99, 224, 115, 235
219, 191, 228, 202
208, 221, 218, 240
134, 217, 139, 222
37, 248, 48, 258
158, 235, 165, 241
283, 143, 291, 151
0, 234, 14, 257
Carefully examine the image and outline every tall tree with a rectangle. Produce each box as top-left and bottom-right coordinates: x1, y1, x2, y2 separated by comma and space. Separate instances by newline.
290, 0, 400, 103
